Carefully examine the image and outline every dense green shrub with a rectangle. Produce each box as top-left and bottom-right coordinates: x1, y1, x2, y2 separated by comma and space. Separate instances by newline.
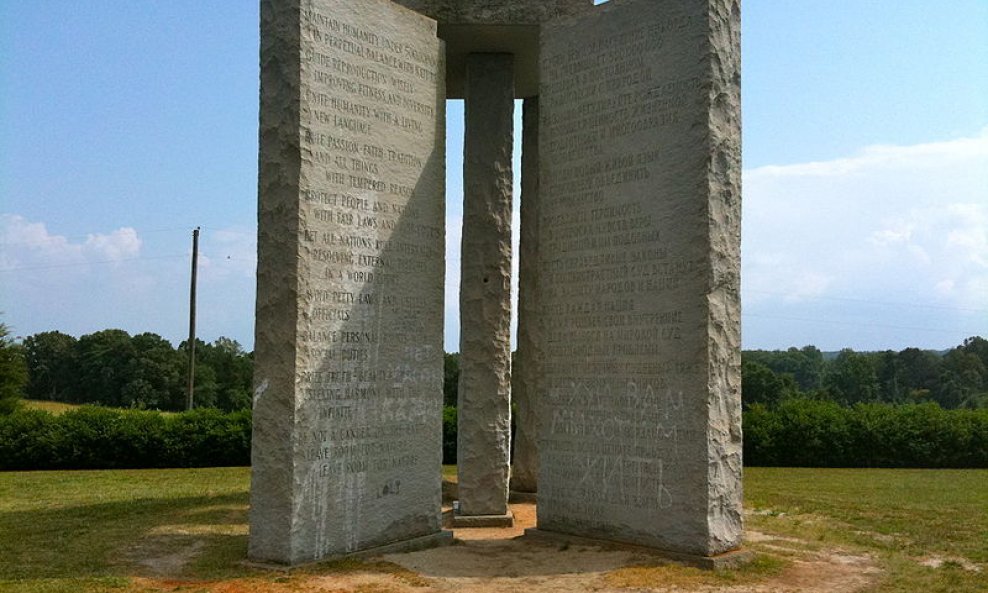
744, 399, 988, 468
4, 399, 984, 471
442, 406, 457, 464
0, 407, 250, 470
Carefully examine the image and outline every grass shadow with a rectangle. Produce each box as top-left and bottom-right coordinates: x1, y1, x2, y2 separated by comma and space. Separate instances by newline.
0, 492, 248, 582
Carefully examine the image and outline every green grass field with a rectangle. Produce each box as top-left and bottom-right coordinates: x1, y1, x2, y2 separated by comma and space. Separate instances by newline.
19, 400, 178, 416
0, 467, 984, 592
20, 400, 84, 415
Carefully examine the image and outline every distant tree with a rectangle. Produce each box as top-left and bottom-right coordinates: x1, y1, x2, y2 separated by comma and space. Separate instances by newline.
124, 332, 184, 410
179, 337, 252, 411
874, 350, 903, 403
741, 359, 797, 408
824, 348, 879, 405
75, 329, 135, 407
897, 348, 942, 401
744, 346, 824, 392
443, 352, 459, 407
936, 347, 986, 409
959, 336, 988, 388
0, 323, 28, 414
23, 331, 78, 402
204, 337, 253, 411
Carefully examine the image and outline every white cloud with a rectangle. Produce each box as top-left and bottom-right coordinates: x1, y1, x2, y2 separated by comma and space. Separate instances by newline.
742, 127, 988, 349
749, 126, 988, 180
1, 214, 142, 270
0, 215, 257, 346
84, 227, 142, 261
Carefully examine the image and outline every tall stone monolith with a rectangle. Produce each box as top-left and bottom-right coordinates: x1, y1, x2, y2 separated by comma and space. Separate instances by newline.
456, 53, 515, 521
533, 0, 744, 562
249, 0, 449, 565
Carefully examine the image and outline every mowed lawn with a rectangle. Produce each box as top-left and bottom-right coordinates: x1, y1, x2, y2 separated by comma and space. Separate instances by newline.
745, 468, 987, 593
0, 467, 985, 593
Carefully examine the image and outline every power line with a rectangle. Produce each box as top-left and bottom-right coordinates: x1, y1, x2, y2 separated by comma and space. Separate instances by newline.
744, 289, 988, 314
0, 226, 198, 247
742, 312, 984, 335
0, 254, 187, 272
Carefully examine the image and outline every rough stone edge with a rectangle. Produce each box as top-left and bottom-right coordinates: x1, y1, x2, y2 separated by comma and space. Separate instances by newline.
243, 531, 454, 571
451, 511, 515, 528
510, 96, 540, 494
248, 0, 303, 565
456, 52, 515, 518
524, 529, 753, 570
702, 0, 745, 555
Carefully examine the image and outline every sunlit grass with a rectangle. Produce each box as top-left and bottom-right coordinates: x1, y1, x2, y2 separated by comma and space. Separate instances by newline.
745, 468, 988, 593
20, 400, 82, 415
19, 400, 178, 416
0, 466, 985, 592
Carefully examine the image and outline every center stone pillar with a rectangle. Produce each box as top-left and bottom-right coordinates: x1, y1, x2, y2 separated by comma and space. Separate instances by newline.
456, 53, 514, 525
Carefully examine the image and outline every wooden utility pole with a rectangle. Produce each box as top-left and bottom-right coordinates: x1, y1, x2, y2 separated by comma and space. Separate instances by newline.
186, 226, 200, 411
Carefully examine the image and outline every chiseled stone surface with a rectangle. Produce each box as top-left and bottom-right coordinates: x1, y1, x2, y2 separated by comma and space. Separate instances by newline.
394, 0, 591, 25
250, 0, 446, 565
510, 97, 540, 494
537, 0, 743, 556
457, 53, 514, 517
394, 0, 594, 97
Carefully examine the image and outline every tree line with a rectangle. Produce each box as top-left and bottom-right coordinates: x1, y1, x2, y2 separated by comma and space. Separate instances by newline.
2, 324, 986, 469
3, 327, 252, 413
742, 337, 988, 410
3, 323, 986, 415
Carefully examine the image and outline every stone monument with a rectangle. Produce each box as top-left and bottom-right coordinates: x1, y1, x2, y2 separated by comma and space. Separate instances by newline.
250, 0, 449, 565
250, 0, 743, 567
529, 0, 744, 564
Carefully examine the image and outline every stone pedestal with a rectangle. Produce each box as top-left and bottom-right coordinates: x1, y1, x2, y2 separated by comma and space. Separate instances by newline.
456, 53, 515, 519
510, 97, 541, 495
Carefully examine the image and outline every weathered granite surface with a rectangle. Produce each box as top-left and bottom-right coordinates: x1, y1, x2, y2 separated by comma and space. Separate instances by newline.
536, 0, 743, 556
250, 0, 447, 565
510, 97, 540, 495
395, 0, 594, 97
394, 0, 591, 25
457, 53, 514, 518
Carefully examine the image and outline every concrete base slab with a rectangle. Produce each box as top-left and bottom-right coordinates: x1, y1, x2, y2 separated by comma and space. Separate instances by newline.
451, 511, 515, 528
509, 491, 537, 503
524, 529, 754, 570
245, 531, 454, 571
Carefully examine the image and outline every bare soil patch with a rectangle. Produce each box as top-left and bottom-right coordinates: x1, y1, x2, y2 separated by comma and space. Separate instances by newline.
125, 501, 879, 593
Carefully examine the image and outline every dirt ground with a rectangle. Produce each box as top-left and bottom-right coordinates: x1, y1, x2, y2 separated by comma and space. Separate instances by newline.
129, 501, 882, 593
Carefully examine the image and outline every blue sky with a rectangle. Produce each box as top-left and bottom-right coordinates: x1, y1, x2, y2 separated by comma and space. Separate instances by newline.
1, 1, 986, 352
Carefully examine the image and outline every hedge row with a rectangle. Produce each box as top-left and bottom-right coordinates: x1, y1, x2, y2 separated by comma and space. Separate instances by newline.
0, 407, 250, 470
744, 400, 988, 468
3, 401, 986, 471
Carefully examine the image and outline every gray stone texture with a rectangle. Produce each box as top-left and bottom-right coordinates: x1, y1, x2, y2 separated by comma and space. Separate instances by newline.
395, 0, 595, 97
457, 53, 515, 518
450, 512, 515, 528
536, 0, 743, 556
510, 97, 541, 494
250, 0, 447, 565
393, 0, 591, 25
